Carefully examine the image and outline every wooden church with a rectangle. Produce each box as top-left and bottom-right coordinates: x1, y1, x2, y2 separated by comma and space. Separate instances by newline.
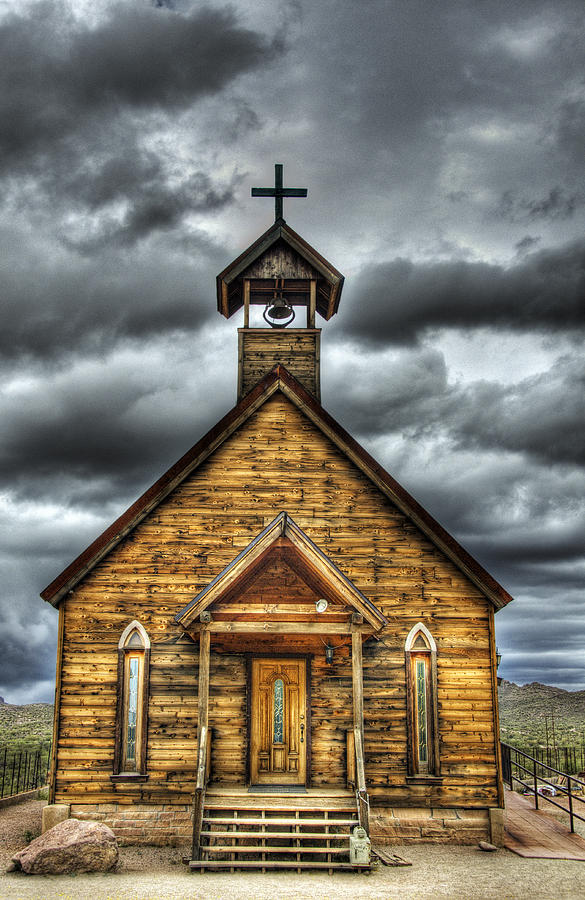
42, 166, 512, 870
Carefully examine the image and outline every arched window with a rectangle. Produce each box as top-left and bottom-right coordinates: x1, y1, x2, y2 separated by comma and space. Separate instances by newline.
113, 621, 150, 777
405, 623, 440, 778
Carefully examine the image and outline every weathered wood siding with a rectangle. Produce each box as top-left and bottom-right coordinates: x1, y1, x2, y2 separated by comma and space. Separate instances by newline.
238, 329, 320, 400
55, 392, 498, 807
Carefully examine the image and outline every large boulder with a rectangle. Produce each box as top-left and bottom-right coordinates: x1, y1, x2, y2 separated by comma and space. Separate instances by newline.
11, 818, 118, 875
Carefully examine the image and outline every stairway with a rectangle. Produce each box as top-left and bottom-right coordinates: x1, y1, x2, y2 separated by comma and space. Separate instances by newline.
189, 792, 370, 872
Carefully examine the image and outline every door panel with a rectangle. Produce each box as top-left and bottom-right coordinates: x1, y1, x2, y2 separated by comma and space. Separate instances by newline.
250, 658, 306, 785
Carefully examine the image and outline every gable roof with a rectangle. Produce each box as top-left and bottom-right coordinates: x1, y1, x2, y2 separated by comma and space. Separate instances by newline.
175, 511, 388, 631
40, 364, 513, 610
216, 220, 344, 320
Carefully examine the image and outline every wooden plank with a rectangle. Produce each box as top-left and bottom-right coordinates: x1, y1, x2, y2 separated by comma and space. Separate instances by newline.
192, 629, 211, 860
195, 622, 373, 635
352, 631, 364, 745
198, 630, 210, 732
49, 602, 65, 804
346, 729, 355, 789
488, 606, 504, 808
308, 279, 316, 328
243, 278, 250, 328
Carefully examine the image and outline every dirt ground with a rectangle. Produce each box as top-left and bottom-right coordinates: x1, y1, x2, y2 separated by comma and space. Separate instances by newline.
2, 799, 585, 900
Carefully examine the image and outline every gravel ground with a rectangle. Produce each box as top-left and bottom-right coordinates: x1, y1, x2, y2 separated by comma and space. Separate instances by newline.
2, 799, 585, 900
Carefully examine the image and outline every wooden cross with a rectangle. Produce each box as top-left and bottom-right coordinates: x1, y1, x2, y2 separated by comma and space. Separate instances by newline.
251, 164, 307, 222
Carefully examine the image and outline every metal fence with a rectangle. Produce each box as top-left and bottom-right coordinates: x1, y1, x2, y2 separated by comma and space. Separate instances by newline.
510, 745, 585, 777
0, 743, 51, 799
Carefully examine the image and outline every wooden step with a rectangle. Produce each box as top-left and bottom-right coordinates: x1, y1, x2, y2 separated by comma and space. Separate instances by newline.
203, 815, 357, 827
189, 859, 371, 871
201, 845, 350, 855
204, 800, 357, 811
192, 796, 368, 873
201, 829, 350, 840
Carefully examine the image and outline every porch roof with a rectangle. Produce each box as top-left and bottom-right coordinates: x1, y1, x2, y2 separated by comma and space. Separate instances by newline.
174, 511, 388, 632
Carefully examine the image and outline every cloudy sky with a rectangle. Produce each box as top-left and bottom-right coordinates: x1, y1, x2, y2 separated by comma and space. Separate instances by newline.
1, 0, 584, 704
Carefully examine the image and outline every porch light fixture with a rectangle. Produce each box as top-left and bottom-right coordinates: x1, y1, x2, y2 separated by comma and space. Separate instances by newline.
496, 647, 502, 669
315, 598, 328, 613
325, 644, 334, 664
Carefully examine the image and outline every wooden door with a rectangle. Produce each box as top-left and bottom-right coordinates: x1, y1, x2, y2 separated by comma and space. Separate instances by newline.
250, 658, 307, 785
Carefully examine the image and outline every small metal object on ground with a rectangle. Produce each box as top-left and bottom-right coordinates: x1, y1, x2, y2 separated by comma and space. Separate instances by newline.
373, 846, 412, 866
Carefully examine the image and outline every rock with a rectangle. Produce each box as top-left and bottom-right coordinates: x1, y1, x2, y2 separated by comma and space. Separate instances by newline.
11, 819, 118, 875
478, 840, 498, 852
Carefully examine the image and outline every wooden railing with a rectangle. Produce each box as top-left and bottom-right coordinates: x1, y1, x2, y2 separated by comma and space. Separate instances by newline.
191, 725, 211, 860
354, 726, 370, 835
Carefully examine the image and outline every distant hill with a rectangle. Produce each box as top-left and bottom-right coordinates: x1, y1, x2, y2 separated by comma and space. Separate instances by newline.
498, 680, 585, 748
0, 702, 53, 749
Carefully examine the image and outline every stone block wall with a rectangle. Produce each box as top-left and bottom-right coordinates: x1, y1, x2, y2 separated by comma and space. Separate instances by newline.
370, 807, 491, 844
70, 804, 192, 846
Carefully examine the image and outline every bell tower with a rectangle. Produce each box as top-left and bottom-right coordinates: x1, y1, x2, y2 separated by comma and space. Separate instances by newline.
216, 164, 345, 402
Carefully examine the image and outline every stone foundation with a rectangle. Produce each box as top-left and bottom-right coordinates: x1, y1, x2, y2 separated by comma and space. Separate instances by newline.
69, 802, 494, 846
370, 806, 491, 844
69, 804, 192, 846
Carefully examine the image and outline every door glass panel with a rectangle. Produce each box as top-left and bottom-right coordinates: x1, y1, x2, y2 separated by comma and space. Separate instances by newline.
416, 659, 427, 765
273, 678, 284, 743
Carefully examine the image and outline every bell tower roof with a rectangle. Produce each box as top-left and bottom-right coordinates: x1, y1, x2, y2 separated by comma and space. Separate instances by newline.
216, 218, 345, 321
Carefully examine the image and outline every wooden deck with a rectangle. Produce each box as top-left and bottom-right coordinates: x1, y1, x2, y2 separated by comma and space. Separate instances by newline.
505, 789, 585, 860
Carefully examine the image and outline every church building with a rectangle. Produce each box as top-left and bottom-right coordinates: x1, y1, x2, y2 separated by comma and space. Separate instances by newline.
42, 166, 512, 870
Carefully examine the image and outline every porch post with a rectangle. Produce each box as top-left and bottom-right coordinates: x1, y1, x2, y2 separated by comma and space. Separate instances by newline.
198, 628, 210, 733
191, 628, 210, 860
351, 630, 364, 743
352, 630, 369, 834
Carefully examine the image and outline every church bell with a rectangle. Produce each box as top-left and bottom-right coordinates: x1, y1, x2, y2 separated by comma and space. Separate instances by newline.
263, 280, 295, 328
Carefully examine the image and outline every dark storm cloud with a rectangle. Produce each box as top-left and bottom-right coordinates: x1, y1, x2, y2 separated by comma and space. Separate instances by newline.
556, 99, 585, 166
515, 236, 540, 256
335, 237, 585, 346
0, 557, 57, 703
328, 347, 585, 468
0, 1, 278, 163
0, 1, 277, 250
0, 226, 225, 361
495, 188, 581, 223
447, 356, 585, 467
0, 342, 232, 503
65, 170, 237, 252
497, 593, 585, 689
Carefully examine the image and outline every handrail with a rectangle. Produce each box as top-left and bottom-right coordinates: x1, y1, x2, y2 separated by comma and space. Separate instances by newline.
354, 726, 370, 835
501, 742, 585, 834
191, 724, 209, 860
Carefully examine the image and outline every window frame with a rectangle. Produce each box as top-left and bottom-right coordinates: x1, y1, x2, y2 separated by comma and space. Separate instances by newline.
113, 620, 151, 778
405, 623, 440, 778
